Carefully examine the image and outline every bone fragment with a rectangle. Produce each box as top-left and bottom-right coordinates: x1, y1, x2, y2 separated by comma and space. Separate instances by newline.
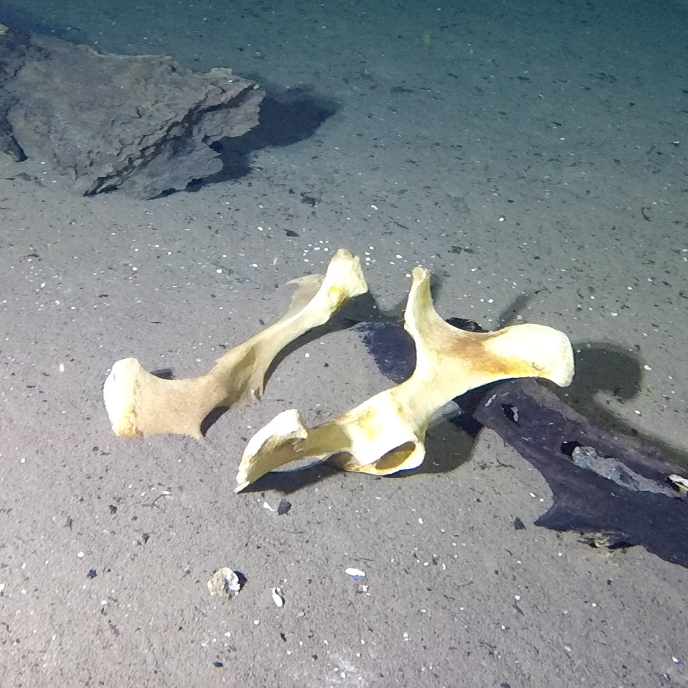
236, 266, 574, 490
103, 248, 368, 439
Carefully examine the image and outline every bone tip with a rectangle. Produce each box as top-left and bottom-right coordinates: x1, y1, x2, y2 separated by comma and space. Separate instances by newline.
333, 247, 355, 261
411, 266, 429, 281
104, 358, 144, 438
555, 360, 575, 387
549, 333, 575, 387
327, 249, 367, 295
235, 479, 250, 494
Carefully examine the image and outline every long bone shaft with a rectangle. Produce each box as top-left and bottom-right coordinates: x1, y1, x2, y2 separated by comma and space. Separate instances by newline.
103, 248, 368, 439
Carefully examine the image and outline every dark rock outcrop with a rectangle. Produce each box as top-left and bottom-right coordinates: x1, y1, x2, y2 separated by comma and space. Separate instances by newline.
0, 23, 264, 198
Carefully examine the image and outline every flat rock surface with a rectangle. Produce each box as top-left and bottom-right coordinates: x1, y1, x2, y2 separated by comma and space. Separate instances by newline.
0, 29, 263, 198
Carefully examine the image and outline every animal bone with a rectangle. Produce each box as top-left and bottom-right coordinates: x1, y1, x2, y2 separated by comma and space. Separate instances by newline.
236, 266, 574, 491
103, 248, 368, 439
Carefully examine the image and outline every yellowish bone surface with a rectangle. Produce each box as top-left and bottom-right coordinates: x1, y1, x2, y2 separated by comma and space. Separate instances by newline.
103, 248, 368, 439
236, 266, 574, 491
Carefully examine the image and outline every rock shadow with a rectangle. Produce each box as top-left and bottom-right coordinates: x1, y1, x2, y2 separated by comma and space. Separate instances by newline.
187, 83, 339, 191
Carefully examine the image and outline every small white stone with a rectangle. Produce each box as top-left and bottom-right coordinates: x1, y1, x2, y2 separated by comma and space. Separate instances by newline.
271, 588, 285, 608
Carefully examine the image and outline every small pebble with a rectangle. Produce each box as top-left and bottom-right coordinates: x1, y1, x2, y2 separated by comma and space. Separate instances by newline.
271, 587, 285, 608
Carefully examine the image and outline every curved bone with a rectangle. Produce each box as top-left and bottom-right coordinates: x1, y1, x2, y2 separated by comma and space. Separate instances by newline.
103, 248, 368, 439
236, 266, 574, 491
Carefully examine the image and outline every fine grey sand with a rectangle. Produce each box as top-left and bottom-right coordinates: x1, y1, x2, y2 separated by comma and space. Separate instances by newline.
1, 0, 687, 686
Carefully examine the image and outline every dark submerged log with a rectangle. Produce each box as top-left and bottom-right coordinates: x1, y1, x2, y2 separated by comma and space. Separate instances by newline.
357, 319, 688, 569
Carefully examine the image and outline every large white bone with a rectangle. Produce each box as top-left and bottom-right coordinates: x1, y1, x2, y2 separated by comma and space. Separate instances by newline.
103, 248, 368, 439
236, 266, 574, 491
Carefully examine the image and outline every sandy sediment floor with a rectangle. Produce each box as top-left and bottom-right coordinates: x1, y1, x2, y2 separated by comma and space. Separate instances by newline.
1, 0, 687, 685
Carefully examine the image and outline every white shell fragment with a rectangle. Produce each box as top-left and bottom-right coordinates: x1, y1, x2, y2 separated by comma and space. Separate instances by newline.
345, 568, 366, 580
271, 587, 285, 608
207, 567, 242, 599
